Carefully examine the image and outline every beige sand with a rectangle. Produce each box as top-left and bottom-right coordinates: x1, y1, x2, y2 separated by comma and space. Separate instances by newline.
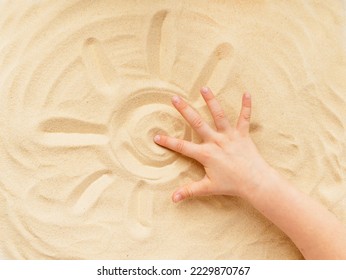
0, 0, 345, 259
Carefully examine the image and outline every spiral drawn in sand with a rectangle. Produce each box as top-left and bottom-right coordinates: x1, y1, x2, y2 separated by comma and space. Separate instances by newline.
109, 87, 192, 180
0, 1, 345, 259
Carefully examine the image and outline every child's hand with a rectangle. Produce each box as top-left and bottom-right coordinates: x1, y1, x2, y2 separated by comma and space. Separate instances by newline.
154, 87, 273, 203
154, 87, 346, 260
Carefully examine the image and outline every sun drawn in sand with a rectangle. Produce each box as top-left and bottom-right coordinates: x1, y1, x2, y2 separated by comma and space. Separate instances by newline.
35, 10, 235, 241
2, 2, 345, 259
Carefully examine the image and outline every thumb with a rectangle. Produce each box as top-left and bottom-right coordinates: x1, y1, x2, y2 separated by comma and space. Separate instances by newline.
172, 176, 211, 203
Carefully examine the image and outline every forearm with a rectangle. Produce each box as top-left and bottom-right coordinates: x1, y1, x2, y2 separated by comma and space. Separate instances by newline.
243, 168, 346, 259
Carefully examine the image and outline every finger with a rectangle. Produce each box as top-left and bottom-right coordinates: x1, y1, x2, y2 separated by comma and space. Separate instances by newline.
200, 87, 231, 132
172, 176, 211, 203
236, 92, 252, 136
171, 95, 215, 141
153, 134, 202, 162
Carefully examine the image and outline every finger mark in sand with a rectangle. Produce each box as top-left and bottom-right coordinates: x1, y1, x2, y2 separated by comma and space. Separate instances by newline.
68, 170, 114, 216
146, 10, 168, 78
127, 182, 153, 240
37, 113, 109, 148
146, 10, 178, 81
190, 42, 233, 103
82, 37, 118, 95
39, 133, 108, 147
38, 117, 107, 134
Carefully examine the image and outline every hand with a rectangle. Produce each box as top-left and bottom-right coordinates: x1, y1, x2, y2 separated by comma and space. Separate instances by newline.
153, 87, 273, 203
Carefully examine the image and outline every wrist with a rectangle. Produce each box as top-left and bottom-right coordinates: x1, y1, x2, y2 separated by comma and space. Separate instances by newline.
239, 164, 281, 201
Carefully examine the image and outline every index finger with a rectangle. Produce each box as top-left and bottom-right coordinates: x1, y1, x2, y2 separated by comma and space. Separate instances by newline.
153, 134, 203, 162
171, 95, 216, 141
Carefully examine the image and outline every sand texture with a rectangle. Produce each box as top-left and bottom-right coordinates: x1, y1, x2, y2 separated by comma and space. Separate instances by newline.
0, 0, 346, 259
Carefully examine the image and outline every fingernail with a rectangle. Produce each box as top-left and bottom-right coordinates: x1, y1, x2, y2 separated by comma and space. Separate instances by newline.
173, 193, 182, 203
172, 95, 180, 104
153, 135, 160, 142
201, 86, 209, 94
244, 92, 251, 99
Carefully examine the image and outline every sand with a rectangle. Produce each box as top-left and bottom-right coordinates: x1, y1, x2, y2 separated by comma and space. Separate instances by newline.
0, 0, 345, 260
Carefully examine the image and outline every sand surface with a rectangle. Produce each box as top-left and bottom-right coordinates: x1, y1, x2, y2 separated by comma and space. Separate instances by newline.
0, 0, 346, 259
